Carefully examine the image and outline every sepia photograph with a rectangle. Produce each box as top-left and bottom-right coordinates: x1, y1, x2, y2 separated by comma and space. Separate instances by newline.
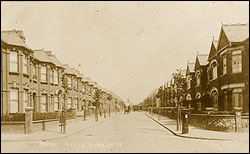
1, 1, 249, 153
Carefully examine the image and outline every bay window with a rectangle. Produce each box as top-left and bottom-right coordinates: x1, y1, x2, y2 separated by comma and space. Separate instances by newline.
67, 98, 72, 109
41, 94, 47, 112
10, 89, 19, 113
54, 96, 59, 111
232, 88, 243, 109
10, 51, 18, 72
68, 77, 72, 88
23, 90, 28, 109
232, 50, 242, 73
222, 56, 227, 75
23, 54, 28, 74
54, 70, 59, 85
41, 66, 47, 82
50, 69, 53, 84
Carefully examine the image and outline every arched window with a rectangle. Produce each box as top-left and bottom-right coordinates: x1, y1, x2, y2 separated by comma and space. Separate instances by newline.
196, 71, 201, 86
211, 89, 218, 110
209, 61, 217, 80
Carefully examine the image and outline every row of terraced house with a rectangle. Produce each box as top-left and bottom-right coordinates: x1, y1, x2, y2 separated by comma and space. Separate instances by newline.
142, 23, 249, 114
1, 29, 123, 116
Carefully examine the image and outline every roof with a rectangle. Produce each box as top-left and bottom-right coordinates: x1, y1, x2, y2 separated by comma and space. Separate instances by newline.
188, 62, 195, 72
180, 69, 186, 77
208, 39, 218, 60
1, 30, 32, 51
222, 23, 249, 43
63, 64, 75, 75
48, 54, 64, 68
33, 49, 52, 63
197, 54, 209, 66
212, 40, 218, 50
72, 68, 82, 78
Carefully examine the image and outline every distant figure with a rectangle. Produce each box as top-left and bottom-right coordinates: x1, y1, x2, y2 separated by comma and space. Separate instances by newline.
124, 105, 129, 114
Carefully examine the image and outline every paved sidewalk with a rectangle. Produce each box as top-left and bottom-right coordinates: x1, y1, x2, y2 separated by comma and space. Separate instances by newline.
1, 112, 123, 142
145, 112, 249, 142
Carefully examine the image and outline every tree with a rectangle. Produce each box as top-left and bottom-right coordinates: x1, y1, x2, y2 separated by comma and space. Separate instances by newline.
107, 94, 112, 117
93, 88, 102, 122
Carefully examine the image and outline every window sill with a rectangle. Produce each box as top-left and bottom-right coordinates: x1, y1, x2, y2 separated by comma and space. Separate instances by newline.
41, 81, 48, 84
209, 78, 217, 82
9, 72, 20, 75
23, 74, 29, 78
231, 72, 242, 75
220, 74, 226, 78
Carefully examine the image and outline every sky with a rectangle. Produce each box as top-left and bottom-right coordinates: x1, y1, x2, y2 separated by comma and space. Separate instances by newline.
1, 1, 249, 104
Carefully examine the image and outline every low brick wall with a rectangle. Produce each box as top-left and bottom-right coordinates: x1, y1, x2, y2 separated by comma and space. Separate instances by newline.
1, 118, 77, 134
189, 114, 249, 132
160, 108, 249, 132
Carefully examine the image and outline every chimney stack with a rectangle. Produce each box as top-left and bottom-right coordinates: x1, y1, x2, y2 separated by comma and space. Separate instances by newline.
15, 30, 26, 43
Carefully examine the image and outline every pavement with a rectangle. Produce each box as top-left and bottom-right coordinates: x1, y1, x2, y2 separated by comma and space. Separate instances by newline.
1, 112, 122, 142
144, 112, 249, 142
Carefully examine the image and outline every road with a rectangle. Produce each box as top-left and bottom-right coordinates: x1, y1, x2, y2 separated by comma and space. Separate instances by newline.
1, 112, 249, 153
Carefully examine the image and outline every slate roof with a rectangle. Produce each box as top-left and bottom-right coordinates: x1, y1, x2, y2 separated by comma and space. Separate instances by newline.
48, 54, 64, 68
212, 40, 218, 50
33, 49, 52, 63
180, 69, 186, 77
208, 39, 218, 60
197, 54, 209, 66
188, 62, 195, 72
1, 30, 32, 51
33, 49, 64, 68
63, 64, 75, 75
222, 23, 249, 43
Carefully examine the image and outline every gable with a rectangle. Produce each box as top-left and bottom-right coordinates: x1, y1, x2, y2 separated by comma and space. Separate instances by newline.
186, 64, 190, 75
208, 43, 216, 60
217, 27, 230, 51
194, 56, 200, 71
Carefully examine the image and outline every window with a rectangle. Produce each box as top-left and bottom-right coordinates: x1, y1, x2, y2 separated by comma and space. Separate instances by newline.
222, 56, 227, 75
41, 95, 47, 112
232, 50, 242, 73
41, 66, 47, 82
211, 91, 218, 109
67, 98, 72, 109
76, 99, 80, 110
72, 98, 76, 108
23, 90, 28, 109
68, 77, 72, 88
54, 70, 59, 85
31, 64, 37, 79
54, 96, 59, 111
223, 93, 228, 111
10, 89, 19, 113
23, 54, 28, 74
50, 69, 53, 84
10, 51, 18, 72
82, 83, 85, 93
196, 72, 201, 86
232, 88, 243, 109
212, 65, 217, 79
187, 75, 191, 89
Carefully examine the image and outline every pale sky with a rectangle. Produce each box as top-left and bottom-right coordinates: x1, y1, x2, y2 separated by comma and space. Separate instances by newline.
1, 1, 249, 104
